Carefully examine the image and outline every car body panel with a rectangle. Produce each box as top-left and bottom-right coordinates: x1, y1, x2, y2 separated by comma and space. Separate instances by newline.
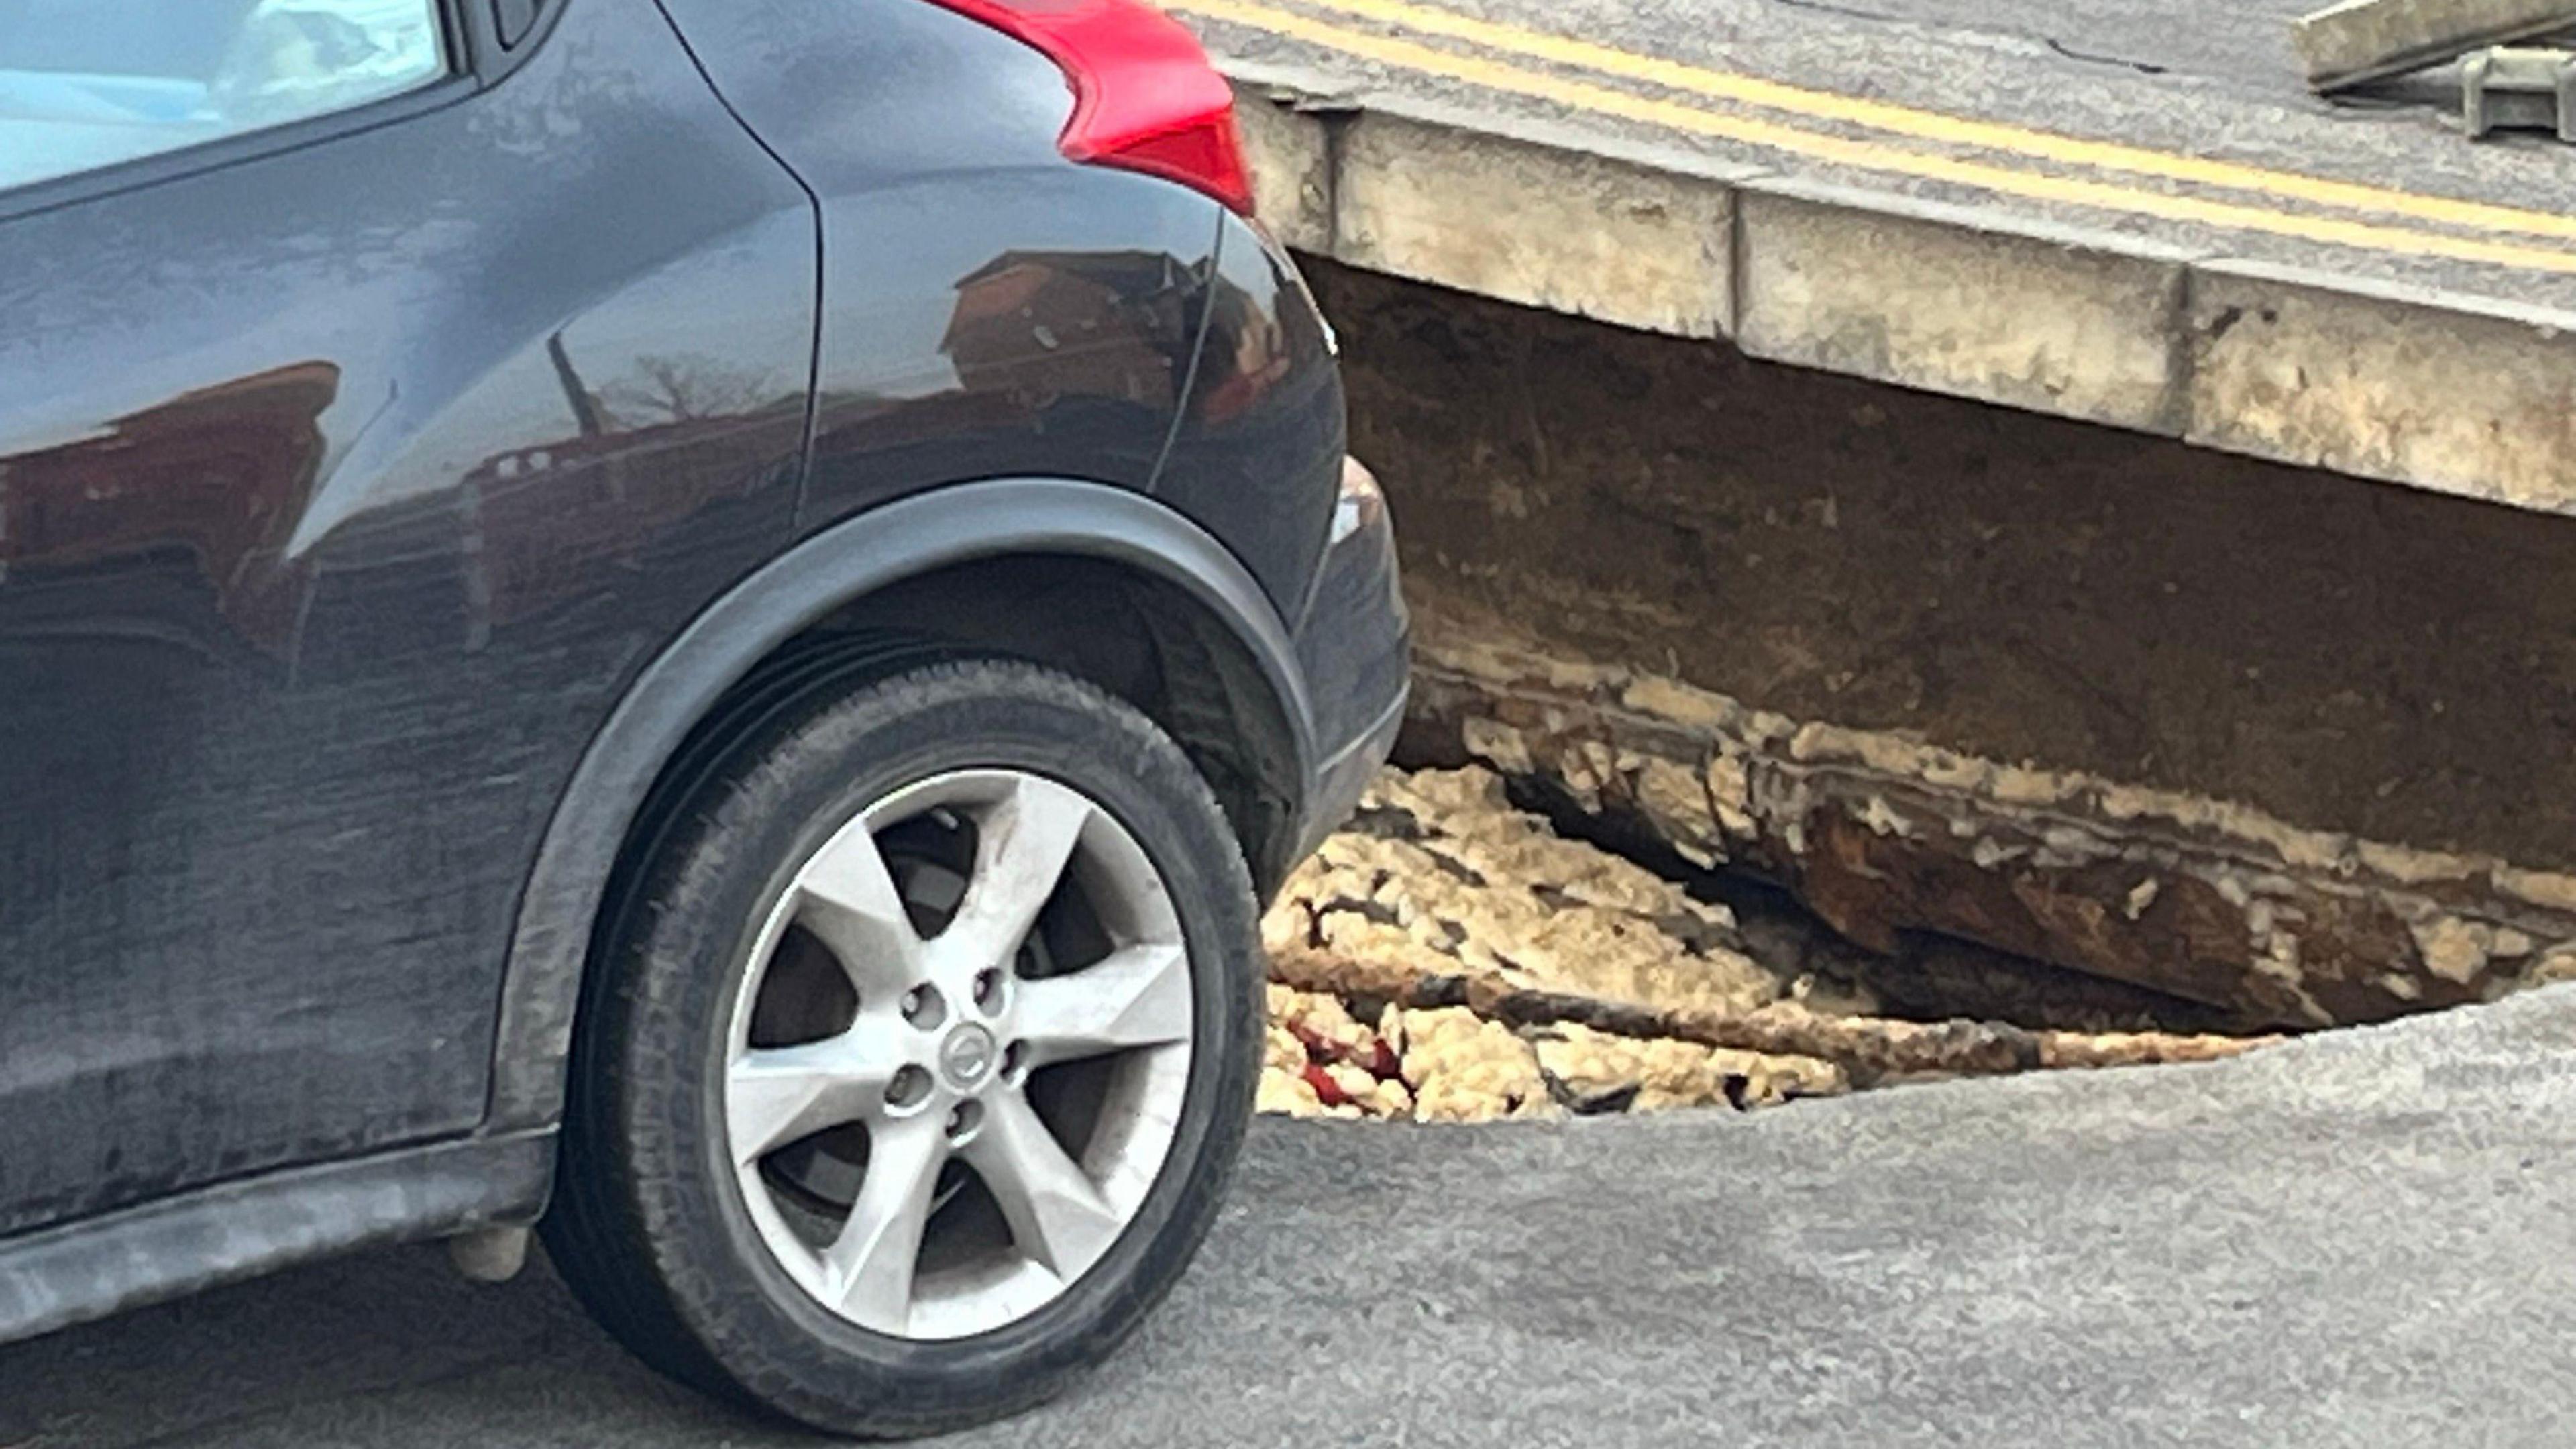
653, 0, 1342, 614
0, 1131, 553, 1346
1168, 212, 1348, 647
653, 2, 1201, 508
0, 0, 814, 1234
1293, 460, 1411, 823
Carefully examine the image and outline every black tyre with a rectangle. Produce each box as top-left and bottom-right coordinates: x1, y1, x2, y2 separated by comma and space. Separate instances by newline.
543, 656, 1263, 1438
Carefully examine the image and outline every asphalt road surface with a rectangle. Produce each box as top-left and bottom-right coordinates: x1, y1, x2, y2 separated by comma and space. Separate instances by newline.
6, 986, 2574, 1448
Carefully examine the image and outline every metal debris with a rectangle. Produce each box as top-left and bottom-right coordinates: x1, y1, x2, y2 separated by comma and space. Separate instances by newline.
2462, 45, 2576, 136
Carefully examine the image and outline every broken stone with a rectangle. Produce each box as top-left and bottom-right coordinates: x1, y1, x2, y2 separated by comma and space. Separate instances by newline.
1384, 1006, 1558, 1122
1258, 765, 2277, 1126
2412, 917, 2491, 987
1401, 608, 2576, 1029
1271, 906, 2273, 1089
1264, 1020, 1309, 1076
1625, 751, 1725, 867
1532, 1021, 1847, 1112
2530, 947, 2576, 987
1273, 765, 1849, 1024
1269, 982, 1382, 1060
1256, 1067, 1328, 1117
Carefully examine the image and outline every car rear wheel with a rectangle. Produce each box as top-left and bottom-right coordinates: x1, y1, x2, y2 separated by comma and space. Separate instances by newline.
544, 656, 1262, 1438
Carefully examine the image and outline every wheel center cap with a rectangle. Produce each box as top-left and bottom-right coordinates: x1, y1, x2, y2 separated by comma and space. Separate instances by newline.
938, 1023, 998, 1089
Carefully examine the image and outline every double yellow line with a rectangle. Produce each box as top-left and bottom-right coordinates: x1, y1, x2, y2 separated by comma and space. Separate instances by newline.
1173, 0, 2576, 276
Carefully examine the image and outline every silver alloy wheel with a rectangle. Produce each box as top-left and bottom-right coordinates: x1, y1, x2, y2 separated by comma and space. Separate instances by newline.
722, 769, 1195, 1341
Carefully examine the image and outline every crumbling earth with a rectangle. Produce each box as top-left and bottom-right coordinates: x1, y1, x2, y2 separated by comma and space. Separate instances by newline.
1257, 766, 2275, 1121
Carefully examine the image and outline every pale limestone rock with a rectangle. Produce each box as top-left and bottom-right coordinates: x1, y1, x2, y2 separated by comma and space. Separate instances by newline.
1532, 1021, 1847, 1111
1271, 766, 1799, 1021
1260, 902, 1307, 957
1389, 1006, 1557, 1122
1322, 1061, 1381, 1104
1261, 764, 2261, 1124
2413, 917, 2491, 987
1272, 985, 1379, 1058
1407, 616, 2576, 1028
1705, 749, 1756, 835
1626, 752, 1723, 867
1264, 1022, 1309, 1077
1362, 1076, 1415, 1118
2529, 947, 2576, 988
1256, 1067, 1327, 1117
1461, 715, 1533, 774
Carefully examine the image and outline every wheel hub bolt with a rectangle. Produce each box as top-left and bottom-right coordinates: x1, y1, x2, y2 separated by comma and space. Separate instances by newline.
901, 985, 945, 1030
885, 1064, 933, 1111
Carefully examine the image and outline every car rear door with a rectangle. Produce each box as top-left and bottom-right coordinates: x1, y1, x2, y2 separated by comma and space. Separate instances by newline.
0, 0, 816, 1234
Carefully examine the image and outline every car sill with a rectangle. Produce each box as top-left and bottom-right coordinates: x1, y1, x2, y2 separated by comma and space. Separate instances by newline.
0, 1130, 554, 1347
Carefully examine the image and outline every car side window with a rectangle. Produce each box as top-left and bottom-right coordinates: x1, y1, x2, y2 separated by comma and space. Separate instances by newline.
0, 0, 447, 194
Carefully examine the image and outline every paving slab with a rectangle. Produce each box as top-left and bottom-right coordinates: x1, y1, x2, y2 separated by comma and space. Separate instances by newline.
1187, 0, 2576, 512
4, 986, 2574, 1447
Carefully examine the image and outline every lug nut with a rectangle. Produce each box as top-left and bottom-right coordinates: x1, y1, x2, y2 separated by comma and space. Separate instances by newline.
885, 1065, 933, 1110
973, 967, 1006, 1012
945, 1100, 983, 1141
901, 985, 945, 1030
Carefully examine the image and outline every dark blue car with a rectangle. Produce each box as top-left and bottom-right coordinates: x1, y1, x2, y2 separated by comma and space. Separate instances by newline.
0, 0, 1407, 1434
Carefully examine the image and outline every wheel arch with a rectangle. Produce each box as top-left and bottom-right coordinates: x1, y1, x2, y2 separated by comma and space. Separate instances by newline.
484, 478, 1313, 1134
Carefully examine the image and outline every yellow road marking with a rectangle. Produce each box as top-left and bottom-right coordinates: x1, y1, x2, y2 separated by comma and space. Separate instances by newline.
1268, 0, 2576, 245
1175, 0, 2576, 275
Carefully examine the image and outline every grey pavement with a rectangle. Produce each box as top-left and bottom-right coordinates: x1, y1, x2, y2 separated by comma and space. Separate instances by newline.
5, 987, 2575, 1447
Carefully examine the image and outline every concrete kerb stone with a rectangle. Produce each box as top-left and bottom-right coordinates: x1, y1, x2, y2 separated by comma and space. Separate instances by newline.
2184, 258, 2576, 513
1735, 176, 2204, 435
1228, 70, 1343, 254
1333, 106, 1744, 339
1223, 62, 2576, 516
1228, 65, 1748, 337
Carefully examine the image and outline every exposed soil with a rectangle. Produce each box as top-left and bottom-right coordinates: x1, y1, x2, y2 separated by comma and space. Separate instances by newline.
1307, 256, 2576, 874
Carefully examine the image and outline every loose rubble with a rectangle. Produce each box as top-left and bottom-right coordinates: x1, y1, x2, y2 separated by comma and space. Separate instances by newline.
1257, 765, 2274, 1122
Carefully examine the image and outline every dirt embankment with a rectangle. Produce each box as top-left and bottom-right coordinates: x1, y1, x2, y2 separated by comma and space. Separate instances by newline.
1293, 258, 2576, 1050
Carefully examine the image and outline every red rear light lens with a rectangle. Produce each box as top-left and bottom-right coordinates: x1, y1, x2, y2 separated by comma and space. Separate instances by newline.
924, 0, 1256, 216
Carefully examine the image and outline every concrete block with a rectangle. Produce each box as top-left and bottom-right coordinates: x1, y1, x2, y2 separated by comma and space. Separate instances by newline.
1334, 105, 1741, 339
1738, 180, 2200, 433
2293, 0, 2576, 90
2186, 262, 2576, 513
1229, 78, 1337, 254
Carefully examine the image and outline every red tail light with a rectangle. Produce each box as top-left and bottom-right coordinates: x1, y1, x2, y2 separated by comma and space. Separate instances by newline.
924, 0, 1256, 216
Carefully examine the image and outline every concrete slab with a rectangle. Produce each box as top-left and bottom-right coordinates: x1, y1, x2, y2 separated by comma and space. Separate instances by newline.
1230, 75, 1338, 252
1737, 179, 2198, 431
1336, 103, 1745, 337
2186, 261, 2576, 511
1191, 0, 2576, 513
2293, 0, 2576, 90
